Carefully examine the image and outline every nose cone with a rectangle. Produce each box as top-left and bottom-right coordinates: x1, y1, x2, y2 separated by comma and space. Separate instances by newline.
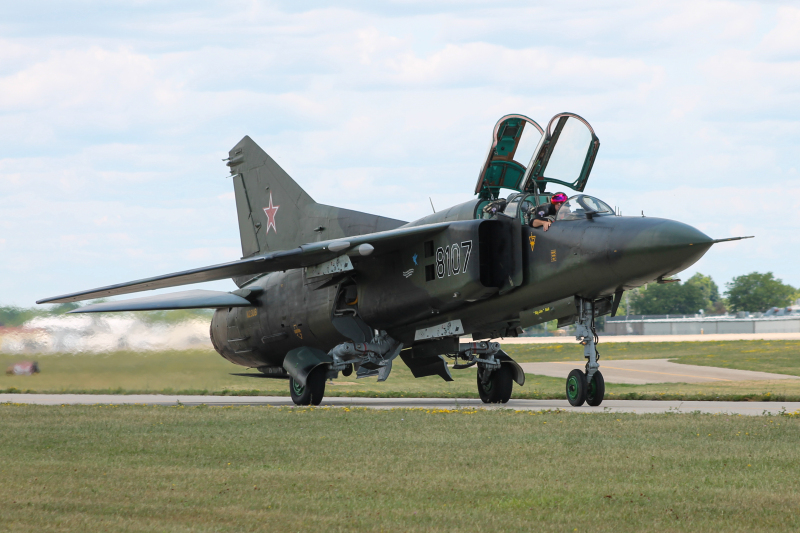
610, 218, 713, 283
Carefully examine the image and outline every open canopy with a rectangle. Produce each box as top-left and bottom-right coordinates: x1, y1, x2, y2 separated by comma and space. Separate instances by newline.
475, 112, 600, 198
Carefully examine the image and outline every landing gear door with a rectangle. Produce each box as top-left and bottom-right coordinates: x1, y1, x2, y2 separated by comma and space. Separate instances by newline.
520, 113, 600, 193
474, 115, 544, 197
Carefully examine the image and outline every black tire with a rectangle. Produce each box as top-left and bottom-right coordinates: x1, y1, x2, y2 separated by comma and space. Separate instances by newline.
477, 369, 491, 403
289, 366, 327, 406
477, 365, 514, 404
566, 369, 587, 407
586, 370, 605, 406
494, 365, 513, 403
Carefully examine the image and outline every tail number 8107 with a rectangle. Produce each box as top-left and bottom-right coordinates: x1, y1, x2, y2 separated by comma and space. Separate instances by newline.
436, 241, 472, 278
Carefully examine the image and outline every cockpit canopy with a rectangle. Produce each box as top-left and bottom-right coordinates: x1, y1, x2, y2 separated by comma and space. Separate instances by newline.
475, 113, 600, 199
556, 195, 614, 221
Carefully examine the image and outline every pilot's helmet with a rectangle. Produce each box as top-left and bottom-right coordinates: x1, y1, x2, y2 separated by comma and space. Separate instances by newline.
551, 192, 568, 204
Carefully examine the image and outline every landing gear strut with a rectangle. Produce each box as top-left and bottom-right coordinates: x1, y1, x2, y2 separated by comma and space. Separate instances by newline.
566, 298, 605, 407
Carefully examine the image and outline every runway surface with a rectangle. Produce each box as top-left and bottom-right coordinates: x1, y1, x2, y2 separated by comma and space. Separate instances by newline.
2, 394, 798, 415
519, 359, 800, 384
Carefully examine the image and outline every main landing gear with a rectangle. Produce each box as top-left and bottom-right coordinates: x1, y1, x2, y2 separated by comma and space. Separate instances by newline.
289, 366, 327, 406
477, 365, 513, 404
566, 298, 605, 407
287, 330, 403, 406
451, 341, 521, 404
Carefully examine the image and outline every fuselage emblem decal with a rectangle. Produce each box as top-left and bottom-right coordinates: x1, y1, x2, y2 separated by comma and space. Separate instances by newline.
263, 192, 280, 234
403, 268, 414, 278
529, 235, 536, 251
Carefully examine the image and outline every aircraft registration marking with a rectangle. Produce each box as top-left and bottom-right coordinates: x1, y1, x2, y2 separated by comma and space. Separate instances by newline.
436, 240, 472, 279
550, 249, 557, 262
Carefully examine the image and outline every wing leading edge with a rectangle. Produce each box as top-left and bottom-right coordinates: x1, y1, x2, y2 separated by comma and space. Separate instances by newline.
37, 222, 451, 305
68, 290, 252, 313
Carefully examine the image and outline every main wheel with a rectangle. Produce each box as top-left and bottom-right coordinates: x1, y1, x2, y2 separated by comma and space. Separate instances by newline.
289, 366, 327, 406
477, 365, 514, 404
566, 369, 587, 407
477, 369, 491, 403
586, 370, 605, 406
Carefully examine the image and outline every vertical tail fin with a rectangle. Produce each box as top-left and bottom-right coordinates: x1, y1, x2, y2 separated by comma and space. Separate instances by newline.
227, 136, 317, 257
226, 135, 407, 277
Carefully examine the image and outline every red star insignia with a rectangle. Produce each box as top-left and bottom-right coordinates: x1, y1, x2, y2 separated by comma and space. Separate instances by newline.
263, 192, 279, 234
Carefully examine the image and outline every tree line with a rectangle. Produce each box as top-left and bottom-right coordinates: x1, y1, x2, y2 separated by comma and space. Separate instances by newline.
624, 272, 798, 316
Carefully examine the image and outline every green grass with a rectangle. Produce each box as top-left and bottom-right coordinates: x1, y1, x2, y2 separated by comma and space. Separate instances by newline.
503, 340, 800, 369
0, 348, 567, 399
2, 340, 800, 401
1, 404, 799, 532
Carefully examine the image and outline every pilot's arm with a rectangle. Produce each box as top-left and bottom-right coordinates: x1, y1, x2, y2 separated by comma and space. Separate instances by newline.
530, 205, 555, 231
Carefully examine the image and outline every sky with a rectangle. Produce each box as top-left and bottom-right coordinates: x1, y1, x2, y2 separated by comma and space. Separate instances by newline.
1, 0, 799, 307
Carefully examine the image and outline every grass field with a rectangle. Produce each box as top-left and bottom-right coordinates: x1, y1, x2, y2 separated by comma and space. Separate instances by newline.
2, 340, 800, 401
1, 404, 799, 532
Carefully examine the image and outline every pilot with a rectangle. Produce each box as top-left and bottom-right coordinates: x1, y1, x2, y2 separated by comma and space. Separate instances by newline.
530, 192, 568, 231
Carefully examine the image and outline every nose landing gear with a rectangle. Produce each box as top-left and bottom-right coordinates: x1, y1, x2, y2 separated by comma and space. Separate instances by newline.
565, 298, 605, 407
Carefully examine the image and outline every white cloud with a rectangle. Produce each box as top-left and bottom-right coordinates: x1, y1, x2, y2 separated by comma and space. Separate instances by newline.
758, 6, 800, 60
1, 0, 799, 306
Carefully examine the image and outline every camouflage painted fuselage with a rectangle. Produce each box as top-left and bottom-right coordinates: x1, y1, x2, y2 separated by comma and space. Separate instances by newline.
210, 197, 711, 369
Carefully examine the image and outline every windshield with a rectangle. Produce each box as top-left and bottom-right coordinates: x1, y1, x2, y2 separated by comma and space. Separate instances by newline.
555, 195, 614, 221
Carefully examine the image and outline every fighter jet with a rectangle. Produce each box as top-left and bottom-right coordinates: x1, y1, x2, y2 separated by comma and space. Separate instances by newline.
38, 112, 749, 406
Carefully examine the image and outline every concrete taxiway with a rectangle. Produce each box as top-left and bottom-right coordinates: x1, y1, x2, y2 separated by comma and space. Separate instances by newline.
2, 394, 798, 415
519, 359, 800, 384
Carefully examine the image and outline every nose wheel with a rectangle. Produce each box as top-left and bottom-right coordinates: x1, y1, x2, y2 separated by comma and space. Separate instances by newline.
565, 369, 605, 407
565, 297, 606, 406
566, 369, 587, 406
586, 370, 605, 406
